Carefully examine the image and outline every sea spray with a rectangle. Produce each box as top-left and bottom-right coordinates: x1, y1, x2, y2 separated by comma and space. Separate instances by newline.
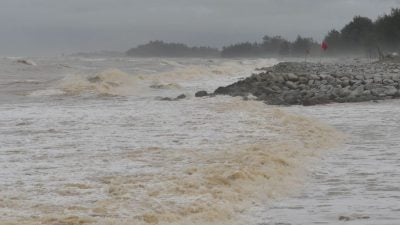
27, 58, 278, 98
1, 98, 343, 225
59, 69, 142, 96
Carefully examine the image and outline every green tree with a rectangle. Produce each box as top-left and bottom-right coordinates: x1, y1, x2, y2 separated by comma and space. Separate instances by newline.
324, 29, 343, 54
340, 16, 375, 52
221, 42, 262, 57
375, 8, 400, 51
262, 35, 286, 55
291, 35, 316, 56
279, 40, 291, 56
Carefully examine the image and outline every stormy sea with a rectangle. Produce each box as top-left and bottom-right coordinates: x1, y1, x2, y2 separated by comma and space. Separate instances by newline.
0, 57, 399, 225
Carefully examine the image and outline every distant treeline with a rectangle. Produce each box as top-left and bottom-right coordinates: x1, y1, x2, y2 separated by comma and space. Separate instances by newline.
126, 41, 220, 57
221, 35, 320, 57
222, 8, 400, 58
126, 8, 400, 58
324, 8, 400, 56
126, 37, 319, 58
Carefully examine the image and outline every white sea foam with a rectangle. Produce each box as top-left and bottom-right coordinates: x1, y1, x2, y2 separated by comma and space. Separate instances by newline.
26, 58, 278, 97
11, 57, 396, 225
0, 95, 342, 225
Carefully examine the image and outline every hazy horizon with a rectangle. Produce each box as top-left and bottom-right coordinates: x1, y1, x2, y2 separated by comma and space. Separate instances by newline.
1, 0, 399, 56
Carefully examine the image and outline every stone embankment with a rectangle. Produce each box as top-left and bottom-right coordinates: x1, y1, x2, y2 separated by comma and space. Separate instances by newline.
212, 62, 400, 105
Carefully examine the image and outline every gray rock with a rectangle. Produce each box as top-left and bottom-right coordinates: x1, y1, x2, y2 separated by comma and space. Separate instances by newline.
365, 83, 381, 90
350, 80, 363, 86
158, 97, 173, 101
255, 86, 275, 96
283, 91, 301, 104
285, 81, 297, 89
254, 74, 264, 82
364, 79, 374, 84
268, 74, 278, 82
271, 85, 281, 92
195, 90, 208, 97
383, 79, 395, 85
176, 94, 186, 100
309, 74, 320, 80
340, 78, 350, 87
355, 74, 364, 80
298, 77, 308, 84
298, 84, 307, 90
362, 90, 372, 96
384, 86, 398, 96
338, 214, 370, 221
337, 87, 352, 98
320, 84, 332, 93
212, 61, 400, 106
382, 74, 392, 80
371, 87, 387, 97
392, 74, 400, 81
350, 86, 365, 97
373, 76, 383, 83
157, 94, 187, 101
287, 73, 299, 81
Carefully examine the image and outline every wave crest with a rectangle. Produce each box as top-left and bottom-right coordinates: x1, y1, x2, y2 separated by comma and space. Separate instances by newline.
61, 69, 140, 96
0, 98, 343, 225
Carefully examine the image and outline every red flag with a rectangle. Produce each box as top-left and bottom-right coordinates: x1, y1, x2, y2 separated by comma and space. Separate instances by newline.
321, 41, 328, 51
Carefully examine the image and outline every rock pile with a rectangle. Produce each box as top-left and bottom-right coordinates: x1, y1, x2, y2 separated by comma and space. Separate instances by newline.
213, 62, 400, 105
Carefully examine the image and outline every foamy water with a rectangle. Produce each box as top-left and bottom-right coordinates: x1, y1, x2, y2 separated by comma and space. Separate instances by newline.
0, 57, 398, 225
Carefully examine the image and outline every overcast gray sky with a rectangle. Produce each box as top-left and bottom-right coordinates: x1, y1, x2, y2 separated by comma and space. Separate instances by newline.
1, 0, 399, 56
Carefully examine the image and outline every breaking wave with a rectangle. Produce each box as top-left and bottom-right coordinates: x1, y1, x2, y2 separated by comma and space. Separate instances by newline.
28, 59, 277, 97
60, 69, 142, 96
149, 82, 182, 90
2, 99, 343, 225
30, 69, 143, 97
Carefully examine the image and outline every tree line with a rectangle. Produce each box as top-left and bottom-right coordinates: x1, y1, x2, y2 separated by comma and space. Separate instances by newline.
126, 37, 320, 58
324, 8, 400, 56
126, 40, 220, 57
126, 8, 400, 58
221, 35, 320, 57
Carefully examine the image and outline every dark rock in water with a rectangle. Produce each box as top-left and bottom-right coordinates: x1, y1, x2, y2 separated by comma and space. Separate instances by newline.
195, 90, 208, 97
213, 61, 400, 106
16, 59, 37, 66
157, 97, 173, 101
176, 94, 186, 99
339, 216, 351, 221
156, 94, 186, 101
338, 214, 370, 221
88, 76, 101, 83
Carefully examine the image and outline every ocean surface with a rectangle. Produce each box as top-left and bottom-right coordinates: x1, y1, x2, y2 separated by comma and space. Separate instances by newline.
0, 57, 398, 225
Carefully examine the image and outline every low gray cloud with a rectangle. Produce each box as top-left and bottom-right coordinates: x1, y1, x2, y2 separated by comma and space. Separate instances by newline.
0, 0, 398, 55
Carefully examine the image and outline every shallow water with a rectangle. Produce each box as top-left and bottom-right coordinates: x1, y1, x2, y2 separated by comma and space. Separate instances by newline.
0, 57, 398, 225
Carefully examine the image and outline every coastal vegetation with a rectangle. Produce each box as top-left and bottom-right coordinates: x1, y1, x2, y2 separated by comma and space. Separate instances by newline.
221, 35, 320, 57
126, 40, 220, 57
324, 8, 400, 56
126, 8, 400, 58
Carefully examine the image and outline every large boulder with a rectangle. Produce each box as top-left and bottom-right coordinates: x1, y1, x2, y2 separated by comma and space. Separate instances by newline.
195, 90, 209, 97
